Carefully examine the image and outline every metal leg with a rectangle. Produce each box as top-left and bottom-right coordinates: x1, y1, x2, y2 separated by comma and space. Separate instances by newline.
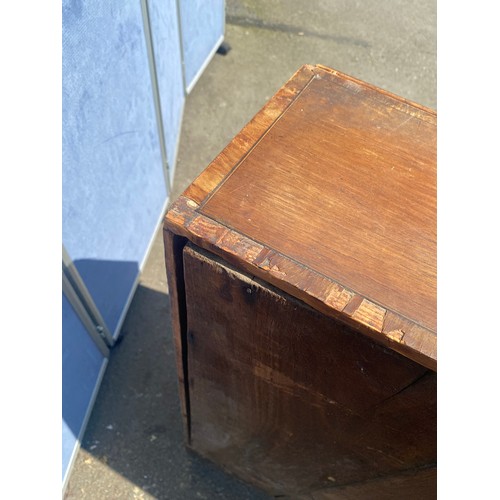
216, 41, 231, 56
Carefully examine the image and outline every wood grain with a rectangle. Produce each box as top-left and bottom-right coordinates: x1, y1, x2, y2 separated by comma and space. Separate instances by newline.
305, 466, 436, 499
164, 64, 437, 370
163, 229, 190, 441
165, 196, 436, 371
182, 244, 436, 497
200, 68, 436, 332
183, 65, 317, 204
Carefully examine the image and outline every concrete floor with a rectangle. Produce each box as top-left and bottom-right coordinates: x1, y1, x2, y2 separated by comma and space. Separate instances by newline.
64, 1, 436, 498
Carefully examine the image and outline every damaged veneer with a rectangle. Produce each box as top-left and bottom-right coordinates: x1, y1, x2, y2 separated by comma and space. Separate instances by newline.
163, 64, 436, 498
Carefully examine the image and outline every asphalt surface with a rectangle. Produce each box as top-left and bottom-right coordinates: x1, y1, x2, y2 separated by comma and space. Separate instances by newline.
64, 1, 436, 498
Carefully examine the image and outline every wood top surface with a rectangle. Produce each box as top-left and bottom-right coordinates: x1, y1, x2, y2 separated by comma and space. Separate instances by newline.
165, 65, 437, 370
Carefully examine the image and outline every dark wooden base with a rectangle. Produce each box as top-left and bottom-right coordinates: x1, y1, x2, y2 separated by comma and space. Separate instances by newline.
166, 241, 436, 498
299, 466, 436, 499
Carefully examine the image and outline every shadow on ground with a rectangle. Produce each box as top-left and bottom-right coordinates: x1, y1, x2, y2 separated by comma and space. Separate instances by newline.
64, 279, 270, 499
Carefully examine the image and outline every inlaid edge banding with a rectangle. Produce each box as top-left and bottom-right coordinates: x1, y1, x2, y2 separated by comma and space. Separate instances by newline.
165, 195, 437, 371
183, 65, 318, 204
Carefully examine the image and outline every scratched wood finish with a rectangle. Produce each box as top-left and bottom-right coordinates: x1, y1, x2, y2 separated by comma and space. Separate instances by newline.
200, 69, 436, 333
182, 244, 436, 497
163, 65, 437, 496
164, 64, 437, 370
163, 230, 190, 440
304, 466, 436, 499
182, 65, 316, 205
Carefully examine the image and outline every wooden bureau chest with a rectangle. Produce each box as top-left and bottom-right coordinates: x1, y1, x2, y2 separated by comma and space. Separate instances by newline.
163, 64, 436, 498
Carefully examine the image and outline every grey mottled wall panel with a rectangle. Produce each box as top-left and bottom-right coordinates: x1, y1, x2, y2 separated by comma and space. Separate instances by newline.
62, 0, 225, 488
179, 0, 225, 90
62, 0, 167, 334
148, 0, 185, 180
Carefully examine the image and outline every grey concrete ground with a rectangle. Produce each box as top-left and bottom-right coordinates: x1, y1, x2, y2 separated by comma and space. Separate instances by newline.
64, 1, 436, 498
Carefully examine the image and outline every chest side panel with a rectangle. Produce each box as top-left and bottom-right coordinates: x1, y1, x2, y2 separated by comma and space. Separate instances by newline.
183, 244, 436, 496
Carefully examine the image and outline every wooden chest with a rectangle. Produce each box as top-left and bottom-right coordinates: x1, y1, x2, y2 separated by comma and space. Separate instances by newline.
163, 64, 436, 498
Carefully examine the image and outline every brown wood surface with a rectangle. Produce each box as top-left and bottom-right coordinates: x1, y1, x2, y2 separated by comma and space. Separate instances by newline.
305, 466, 436, 499
183, 65, 317, 205
164, 64, 437, 370
200, 68, 436, 333
163, 230, 190, 441
182, 244, 436, 497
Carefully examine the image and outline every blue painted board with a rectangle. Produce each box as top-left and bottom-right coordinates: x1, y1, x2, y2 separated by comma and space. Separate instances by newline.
62, 293, 106, 483
149, 0, 185, 180
62, 0, 167, 335
179, 0, 225, 89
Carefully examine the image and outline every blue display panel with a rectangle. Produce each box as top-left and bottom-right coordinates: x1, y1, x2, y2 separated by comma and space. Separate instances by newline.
149, 0, 185, 178
179, 0, 225, 90
62, 294, 106, 483
62, 0, 168, 335
62, 0, 226, 490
